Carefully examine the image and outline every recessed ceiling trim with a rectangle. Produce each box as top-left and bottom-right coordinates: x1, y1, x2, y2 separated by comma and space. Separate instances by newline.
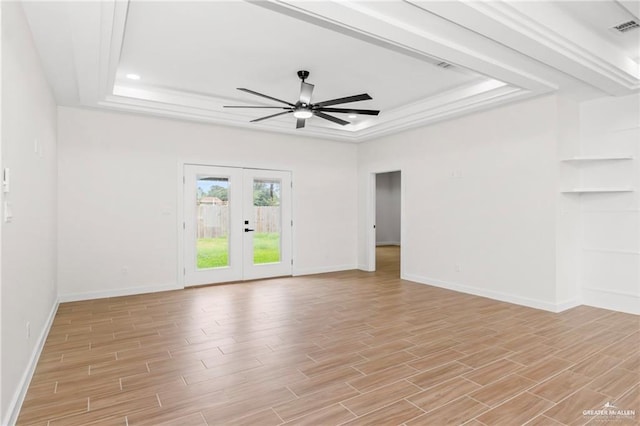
106, 79, 522, 143
355, 83, 529, 141
259, 0, 557, 92
87, 0, 539, 142
617, 1, 640, 21
99, 95, 364, 142
450, 1, 639, 93
497, 2, 640, 84
28, 0, 626, 143
100, 0, 129, 97
112, 83, 365, 136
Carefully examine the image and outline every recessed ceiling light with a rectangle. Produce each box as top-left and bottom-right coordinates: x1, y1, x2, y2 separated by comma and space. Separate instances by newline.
125, 73, 141, 80
348, 114, 357, 119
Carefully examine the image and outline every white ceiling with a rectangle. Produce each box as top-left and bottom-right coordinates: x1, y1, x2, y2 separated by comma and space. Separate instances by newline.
22, 0, 640, 142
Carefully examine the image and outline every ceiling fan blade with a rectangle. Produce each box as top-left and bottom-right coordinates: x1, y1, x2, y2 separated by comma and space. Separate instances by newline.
296, 118, 306, 129
314, 111, 350, 126
224, 106, 290, 109
250, 111, 293, 123
237, 88, 295, 107
314, 93, 372, 107
299, 82, 314, 105
315, 107, 380, 116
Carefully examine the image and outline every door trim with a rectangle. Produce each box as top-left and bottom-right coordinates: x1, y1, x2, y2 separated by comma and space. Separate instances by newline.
178, 163, 293, 287
367, 169, 404, 275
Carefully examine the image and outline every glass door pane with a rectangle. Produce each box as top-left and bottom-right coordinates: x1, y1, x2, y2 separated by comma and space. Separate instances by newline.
184, 165, 243, 286
252, 179, 281, 264
242, 169, 291, 281
196, 176, 229, 269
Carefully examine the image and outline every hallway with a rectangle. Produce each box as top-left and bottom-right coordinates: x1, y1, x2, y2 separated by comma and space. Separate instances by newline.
376, 245, 400, 277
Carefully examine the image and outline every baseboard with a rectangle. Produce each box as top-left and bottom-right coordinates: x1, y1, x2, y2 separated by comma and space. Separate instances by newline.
58, 283, 183, 303
403, 273, 571, 313
555, 298, 582, 312
4, 299, 59, 426
358, 263, 374, 272
582, 287, 640, 315
293, 264, 357, 276
376, 242, 400, 246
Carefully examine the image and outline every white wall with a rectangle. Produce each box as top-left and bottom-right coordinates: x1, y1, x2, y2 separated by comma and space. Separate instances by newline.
555, 96, 581, 309
359, 95, 565, 311
375, 171, 401, 245
1, 2, 58, 423
578, 94, 640, 314
0, 2, 3, 417
57, 107, 358, 300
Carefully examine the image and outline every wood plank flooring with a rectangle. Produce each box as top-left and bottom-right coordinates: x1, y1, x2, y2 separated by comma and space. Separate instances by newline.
17, 247, 639, 425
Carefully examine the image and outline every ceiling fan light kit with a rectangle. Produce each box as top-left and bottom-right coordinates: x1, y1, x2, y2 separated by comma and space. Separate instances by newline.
293, 110, 313, 119
224, 70, 380, 129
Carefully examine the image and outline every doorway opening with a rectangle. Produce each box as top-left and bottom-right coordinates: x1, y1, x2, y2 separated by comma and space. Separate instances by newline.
374, 171, 401, 276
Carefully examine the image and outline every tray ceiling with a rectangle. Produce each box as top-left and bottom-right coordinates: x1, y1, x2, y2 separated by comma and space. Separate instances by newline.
22, 0, 640, 142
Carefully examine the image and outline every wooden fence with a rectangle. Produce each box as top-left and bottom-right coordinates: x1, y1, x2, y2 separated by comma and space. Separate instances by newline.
197, 204, 280, 238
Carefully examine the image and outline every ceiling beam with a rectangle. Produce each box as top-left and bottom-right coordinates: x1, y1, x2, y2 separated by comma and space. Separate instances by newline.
417, 0, 639, 95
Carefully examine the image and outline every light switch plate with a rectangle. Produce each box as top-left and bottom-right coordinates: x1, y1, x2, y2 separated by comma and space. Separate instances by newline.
2, 168, 9, 193
4, 200, 13, 223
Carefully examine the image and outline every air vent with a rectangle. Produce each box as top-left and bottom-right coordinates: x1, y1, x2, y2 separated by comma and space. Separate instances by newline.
436, 62, 452, 69
612, 20, 639, 33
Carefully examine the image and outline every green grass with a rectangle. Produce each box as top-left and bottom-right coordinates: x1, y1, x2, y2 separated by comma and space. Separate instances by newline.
197, 233, 280, 269
196, 237, 229, 269
252, 233, 281, 264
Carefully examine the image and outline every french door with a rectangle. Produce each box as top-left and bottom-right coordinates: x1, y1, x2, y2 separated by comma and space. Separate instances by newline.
184, 165, 292, 286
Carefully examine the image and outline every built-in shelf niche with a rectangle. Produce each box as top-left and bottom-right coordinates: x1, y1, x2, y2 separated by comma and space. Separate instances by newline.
560, 155, 635, 194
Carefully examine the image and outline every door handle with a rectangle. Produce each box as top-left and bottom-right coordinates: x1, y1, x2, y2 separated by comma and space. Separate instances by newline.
244, 228, 255, 232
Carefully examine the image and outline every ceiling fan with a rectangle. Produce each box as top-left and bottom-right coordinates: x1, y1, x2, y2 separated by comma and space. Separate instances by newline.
224, 70, 380, 129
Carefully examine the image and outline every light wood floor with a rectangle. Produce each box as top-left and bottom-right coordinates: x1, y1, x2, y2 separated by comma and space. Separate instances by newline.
376, 245, 400, 278
18, 247, 639, 425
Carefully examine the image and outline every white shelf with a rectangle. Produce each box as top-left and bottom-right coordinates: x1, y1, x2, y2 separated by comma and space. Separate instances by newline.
560, 154, 634, 194
561, 188, 634, 194
562, 155, 633, 162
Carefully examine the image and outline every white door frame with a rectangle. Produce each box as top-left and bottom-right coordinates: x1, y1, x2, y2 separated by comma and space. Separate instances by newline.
366, 169, 404, 275
178, 163, 293, 287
